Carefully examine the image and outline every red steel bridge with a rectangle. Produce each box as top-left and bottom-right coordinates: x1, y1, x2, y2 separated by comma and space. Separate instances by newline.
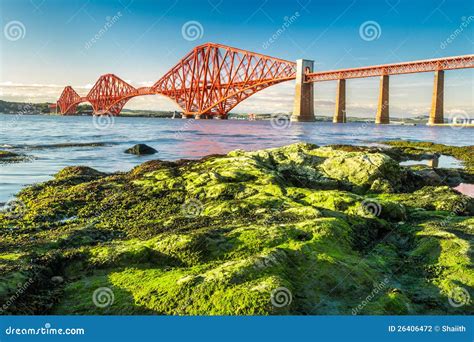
55, 42, 474, 124
56, 43, 297, 119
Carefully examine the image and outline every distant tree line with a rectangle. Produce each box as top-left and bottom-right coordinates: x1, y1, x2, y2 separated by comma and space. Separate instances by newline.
0, 100, 52, 114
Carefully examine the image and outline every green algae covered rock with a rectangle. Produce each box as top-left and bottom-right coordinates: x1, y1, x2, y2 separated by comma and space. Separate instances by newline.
54, 166, 106, 181
0, 150, 31, 164
0, 150, 19, 159
0, 142, 472, 315
319, 152, 402, 193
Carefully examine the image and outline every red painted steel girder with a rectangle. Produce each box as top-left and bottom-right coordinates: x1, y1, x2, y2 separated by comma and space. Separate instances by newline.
87, 74, 138, 115
152, 43, 297, 115
305, 54, 474, 82
55, 43, 296, 116
55, 82, 155, 116
57, 86, 81, 114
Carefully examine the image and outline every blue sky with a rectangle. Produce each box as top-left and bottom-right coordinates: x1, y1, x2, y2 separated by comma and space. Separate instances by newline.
0, 0, 473, 117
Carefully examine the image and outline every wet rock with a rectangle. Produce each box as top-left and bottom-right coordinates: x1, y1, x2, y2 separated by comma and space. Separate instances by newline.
28, 142, 107, 150
412, 168, 443, 186
51, 276, 64, 284
0, 150, 31, 164
54, 166, 105, 180
0, 150, 19, 159
1, 142, 473, 316
433, 168, 472, 187
379, 201, 407, 222
124, 144, 157, 155
319, 152, 401, 193
393, 186, 474, 215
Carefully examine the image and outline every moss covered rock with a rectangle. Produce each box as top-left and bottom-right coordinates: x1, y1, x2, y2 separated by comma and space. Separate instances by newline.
319, 151, 402, 193
0, 142, 472, 315
0, 150, 30, 164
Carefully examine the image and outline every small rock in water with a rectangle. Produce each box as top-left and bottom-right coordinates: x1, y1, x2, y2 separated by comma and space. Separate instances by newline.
51, 276, 64, 284
124, 144, 157, 155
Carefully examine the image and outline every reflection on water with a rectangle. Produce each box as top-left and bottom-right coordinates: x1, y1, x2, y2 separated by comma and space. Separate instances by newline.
454, 183, 474, 197
399, 155, 463, 169
0, 114, 473, 201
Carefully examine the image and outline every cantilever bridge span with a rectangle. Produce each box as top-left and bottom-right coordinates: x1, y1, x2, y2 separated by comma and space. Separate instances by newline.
55, 42, 474, 124
56, 43, 297, 118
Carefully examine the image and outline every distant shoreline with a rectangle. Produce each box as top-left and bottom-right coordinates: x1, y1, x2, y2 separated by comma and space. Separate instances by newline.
0, 111, 432, 124
0, 99, 455, 124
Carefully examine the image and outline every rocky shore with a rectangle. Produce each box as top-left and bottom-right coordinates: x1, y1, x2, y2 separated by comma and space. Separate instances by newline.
0, 150, 31, 164
0, 141, 472, 315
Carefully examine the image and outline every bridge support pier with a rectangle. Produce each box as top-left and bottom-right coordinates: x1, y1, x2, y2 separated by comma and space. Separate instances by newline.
291, 59, 315, 122
428, 70, 444, 125
192, 114, 215, 119
375, 75, 390, 124
333, 79, 346, 123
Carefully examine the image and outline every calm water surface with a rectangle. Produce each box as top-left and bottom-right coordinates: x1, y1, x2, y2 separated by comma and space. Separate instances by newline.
0, 113, 472, 201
